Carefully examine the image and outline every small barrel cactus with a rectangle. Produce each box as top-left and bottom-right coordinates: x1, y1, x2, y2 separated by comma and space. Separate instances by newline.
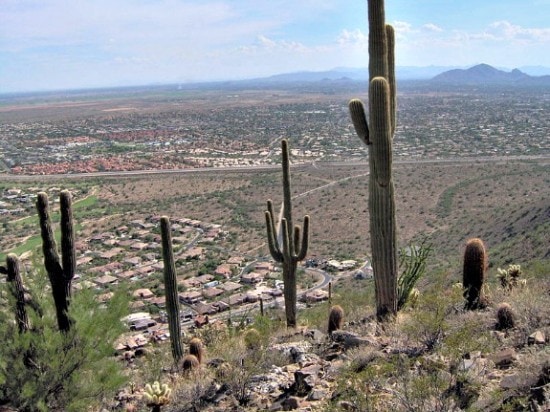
188, 337, 204, 364
181, 354, 200, 372
495, 302, 516, 330
463, 238, 489, 310
328, 305, 344, 335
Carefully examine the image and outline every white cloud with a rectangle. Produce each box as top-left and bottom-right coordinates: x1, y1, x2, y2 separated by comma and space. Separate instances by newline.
486, 20, 550, 42
422, 23, 443, 33
336, 29, 367, 45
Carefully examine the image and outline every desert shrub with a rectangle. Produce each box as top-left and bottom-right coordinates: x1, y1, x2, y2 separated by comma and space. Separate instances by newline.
398, 241, 431, 310
0, 271, 129, 412
401, 287, 455, 352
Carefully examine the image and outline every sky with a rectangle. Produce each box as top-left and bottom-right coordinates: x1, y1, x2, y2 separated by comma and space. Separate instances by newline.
1, 0, 550, 93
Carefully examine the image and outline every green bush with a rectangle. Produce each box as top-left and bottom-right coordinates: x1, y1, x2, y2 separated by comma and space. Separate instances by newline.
0, 270, 129, 411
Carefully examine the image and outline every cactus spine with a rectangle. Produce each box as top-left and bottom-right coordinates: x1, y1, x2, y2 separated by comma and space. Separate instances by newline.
36, 190, 75, 332
349, 0, 397, 320
6, 253, 29, 333
160, 216, 184, 364
463, 238, 488, 310
265, 138, 310, 328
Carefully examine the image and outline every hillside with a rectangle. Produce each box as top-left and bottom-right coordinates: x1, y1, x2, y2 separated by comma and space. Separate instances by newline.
432, 64, 550, 85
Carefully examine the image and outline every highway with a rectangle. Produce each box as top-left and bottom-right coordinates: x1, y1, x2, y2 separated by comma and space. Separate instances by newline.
2, 154, 549, 182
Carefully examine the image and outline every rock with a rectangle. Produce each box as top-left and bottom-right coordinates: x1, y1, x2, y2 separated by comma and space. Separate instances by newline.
491, 348, 518, 368
304, 328, 326, 343
282, 396, 301, 410
294, 364, 322, 396
330, 330, 375, 349
500, 373, 538, 390
528, 330, 546, 345
272, 341, 313, 363
530, 382, 550, 409
338, 400, 357, 411
307, 388, 329, 401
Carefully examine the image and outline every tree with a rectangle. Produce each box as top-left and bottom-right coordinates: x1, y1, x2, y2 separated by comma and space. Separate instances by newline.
0, 261, 129, 411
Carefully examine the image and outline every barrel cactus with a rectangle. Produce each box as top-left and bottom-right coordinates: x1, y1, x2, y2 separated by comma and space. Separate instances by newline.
462, 238, 489, 310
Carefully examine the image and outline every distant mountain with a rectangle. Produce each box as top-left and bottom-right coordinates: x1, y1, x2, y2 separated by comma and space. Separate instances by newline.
258, 66, 464, 83
431, 64, 550, 85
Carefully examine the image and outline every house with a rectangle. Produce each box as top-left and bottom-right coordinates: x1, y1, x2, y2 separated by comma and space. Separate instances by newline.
180, 277, 201, 289
123, 256, 142, 266
302, 289, 329, 303
195, 274, 215, 284
98, 248, 124, 259
94, 274, 118, 288
223, 293, 247, 306
241, 272, 263, 284
149, 296, 166, 308
117, 270, 138, 280
133, 288, 155, 299
130, 242, 149, 251
76, 256, 93, 266
227, 256, 246, 266
194, 314, 209, 328
180, 247, 204, 260
255, 262, 274, 272
212, 301, 230, 312
179, 291, 202, 305
194, 302, 217, 316
135, 264, 156, 276
220, 281, 242, 293
202, 287, 224, 300
89, 262, 123, 274
214, 264, 233, 279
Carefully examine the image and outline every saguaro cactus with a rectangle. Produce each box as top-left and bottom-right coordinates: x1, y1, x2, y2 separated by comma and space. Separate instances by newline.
463, 238, 488, 310
160, 216, 184, 364
265, 139, 310, 328
349, 0, 398, 320
5, 253, 29, 333
36, 190, 75, 332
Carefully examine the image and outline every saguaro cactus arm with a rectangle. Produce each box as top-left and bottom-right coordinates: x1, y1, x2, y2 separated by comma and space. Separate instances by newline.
59, 190, 76, 284
295, 215, 310, 262
37, 192, 63, 279
265, 200, 284, 262
349, 99, 370, 145
370, 77, 393, 187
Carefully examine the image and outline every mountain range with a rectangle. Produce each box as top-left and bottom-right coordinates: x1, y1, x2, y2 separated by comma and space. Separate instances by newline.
431, 64, 550, 85
256, 64, 550, 86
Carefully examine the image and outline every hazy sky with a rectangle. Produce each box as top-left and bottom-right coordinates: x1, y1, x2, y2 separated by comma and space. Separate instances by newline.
1, 0, 550, 93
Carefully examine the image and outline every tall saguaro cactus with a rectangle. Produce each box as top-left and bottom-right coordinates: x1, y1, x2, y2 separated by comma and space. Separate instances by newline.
5, 253, 29, 333
349, 0, 398, 320
160, 216, 184, 364
36, 190, 76, 332
265, 139, 310, 328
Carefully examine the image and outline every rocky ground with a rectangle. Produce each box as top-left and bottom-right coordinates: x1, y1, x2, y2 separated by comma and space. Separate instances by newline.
115, 283, 550, 412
